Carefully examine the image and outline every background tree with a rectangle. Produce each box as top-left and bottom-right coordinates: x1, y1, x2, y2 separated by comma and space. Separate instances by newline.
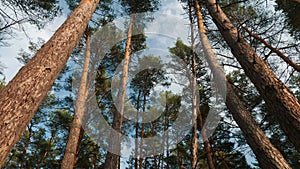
103, 0, 160, 168
193, 0, 292, 168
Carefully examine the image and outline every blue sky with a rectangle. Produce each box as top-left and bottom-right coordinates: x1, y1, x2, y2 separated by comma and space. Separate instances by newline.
0, 0, 258, 167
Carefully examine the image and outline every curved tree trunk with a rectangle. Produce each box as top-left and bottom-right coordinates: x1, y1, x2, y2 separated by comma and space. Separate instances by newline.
0, 0, 99, 166
61, 31, 91, 169
194, 0, 292, 168
204, 0, 300, 152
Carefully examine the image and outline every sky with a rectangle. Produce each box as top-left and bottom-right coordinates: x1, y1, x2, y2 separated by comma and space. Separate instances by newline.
0, 0, 258, 167
0, 0, 70, 82
0, 0, 188, 83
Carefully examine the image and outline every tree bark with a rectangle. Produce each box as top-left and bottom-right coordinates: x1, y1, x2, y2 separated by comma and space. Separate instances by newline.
135, 90, 141, 169
61, 31, 91, 169
0, 0, 99, 166
20, 123, 32, 169
189, 3, 199, 169
194, 0, 292, 168
205, 0, 300, 152
139, 88, 147, 169
104, 14, 135, 169
188, 1, 216, 168
197, 108, 216, 169
151, 120, 157, 168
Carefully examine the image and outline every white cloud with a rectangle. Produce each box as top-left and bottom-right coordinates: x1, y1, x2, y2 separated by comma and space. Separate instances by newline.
0, 14, 67, 82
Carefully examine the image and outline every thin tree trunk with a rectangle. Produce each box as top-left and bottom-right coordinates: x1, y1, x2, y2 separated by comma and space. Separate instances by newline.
0, 0, 99, 166
20, 123, 32, 169
61, 30, 91, 169
160, 116, 165, 169
37, 133, 54, 169
93, 145, 99, 168
139, 122, 145, 169
139, 76, 148, 169
165, 111, 170, 169
74, 127, 85, 167
176, 143, 182, 169
197, 108, 215, 169
135, 90, 141, 169
188, 1, 216, 168
151, 121, 157, 169
104, 14, 135, 169
189, 1, 199, 168
194, 0, 292, 168
209, 139, 230, 169
205, 0, 300, 152
166, 133, 169, 169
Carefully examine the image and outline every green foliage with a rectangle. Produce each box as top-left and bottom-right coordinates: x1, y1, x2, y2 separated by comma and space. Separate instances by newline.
120, 0, 160, 14
275, 0, 300, 40
0, 0, 61, 29
290, 73, 300, 100
227, 70, 261, 109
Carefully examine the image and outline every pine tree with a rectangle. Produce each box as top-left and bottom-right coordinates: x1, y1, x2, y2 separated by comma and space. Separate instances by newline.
204, 0, 300, 152
194, 0, 292, 168
0, 0, 100, 166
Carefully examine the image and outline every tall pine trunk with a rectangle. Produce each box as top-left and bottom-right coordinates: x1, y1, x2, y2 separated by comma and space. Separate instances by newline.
135, 90, 141, 169
188, 1, 215, 168
205, 0, 300, 152
197, 111, 215, 169
61, 30, 91, 169
0, 0, 99, 166
194, 0, 292, 168
139, 87, 147, 169
104, 14, 135, 169
20, 123, 33, 169
189, 9, 199, 169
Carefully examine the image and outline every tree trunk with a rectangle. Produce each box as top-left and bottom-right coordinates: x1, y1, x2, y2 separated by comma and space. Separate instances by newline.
61, 31, 91, 169
20, 123, 32, 169
189, 9, 199, 169
194, 0, 292, 168
151, 122, 157, 168
92, 145, 99, 168
135, 90, 141, 169
74, 127, 85, 167
0, 0, 99, 166
188, 2, 216, 168
104, 14, 135, 169
139, 77, 148, 169
205, 0, 300, 152
197, 109, 215, 169
165, 111, 170, 169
